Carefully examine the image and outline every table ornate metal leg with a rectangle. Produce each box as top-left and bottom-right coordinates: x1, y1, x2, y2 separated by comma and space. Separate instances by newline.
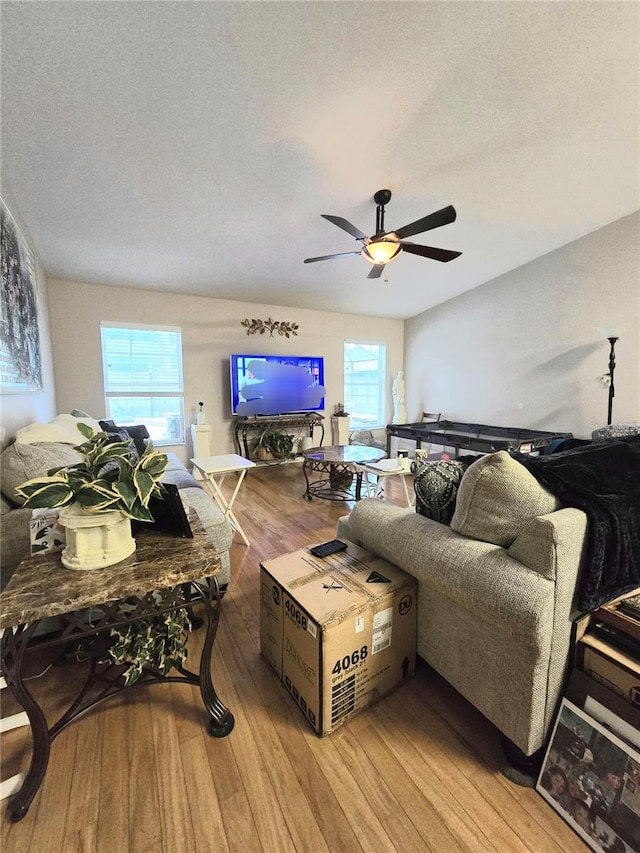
1, 623, 51, 823
1, 579, 234, 821
189, 579, 235, 737
303, 459, 312, 500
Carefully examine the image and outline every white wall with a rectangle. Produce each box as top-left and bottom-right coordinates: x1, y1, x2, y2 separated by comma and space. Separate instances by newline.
0, 186, 57, 448
405, 213, 639, 438
46, 279, 404, 465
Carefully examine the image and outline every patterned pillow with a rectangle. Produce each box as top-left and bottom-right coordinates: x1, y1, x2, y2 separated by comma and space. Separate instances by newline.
410, 458, 474, 525
106, 430, 141, 463
99, 430, 141, 478
99, 420, 150, 454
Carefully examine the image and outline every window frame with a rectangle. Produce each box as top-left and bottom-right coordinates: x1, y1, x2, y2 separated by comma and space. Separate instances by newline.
100, 321, 186, 447
343, 341, 387, 429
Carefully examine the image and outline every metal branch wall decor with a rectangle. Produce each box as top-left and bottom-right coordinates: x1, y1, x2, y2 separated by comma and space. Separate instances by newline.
241, 318, 299, 338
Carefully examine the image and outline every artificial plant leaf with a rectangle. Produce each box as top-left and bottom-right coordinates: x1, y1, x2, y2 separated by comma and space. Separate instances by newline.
138, 450, 169, 478
133, 469, 156, 505
75, 481, 121, 511
114, 479, 138, 509
76, 422, 96, 440
16, 477, 75, 508
126, 500, 154, 522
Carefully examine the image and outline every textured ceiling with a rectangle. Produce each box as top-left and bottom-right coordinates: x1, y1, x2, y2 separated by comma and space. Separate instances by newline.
2, 1, 638, 320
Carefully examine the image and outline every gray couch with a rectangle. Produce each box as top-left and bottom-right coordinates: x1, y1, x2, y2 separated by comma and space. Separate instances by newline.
337, 450, 588, 758
1, 435, 233, 590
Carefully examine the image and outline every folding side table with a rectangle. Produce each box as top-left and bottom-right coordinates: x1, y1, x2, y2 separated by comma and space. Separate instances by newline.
357, 459, 414, 508
191, 454, 256, 546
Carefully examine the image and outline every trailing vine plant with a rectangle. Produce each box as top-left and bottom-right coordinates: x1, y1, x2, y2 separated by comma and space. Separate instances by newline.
108, 595, 191, 686
241, 317, 299, 338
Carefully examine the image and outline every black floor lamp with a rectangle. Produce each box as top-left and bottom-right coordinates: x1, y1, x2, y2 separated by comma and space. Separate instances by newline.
606, 336, 618, 426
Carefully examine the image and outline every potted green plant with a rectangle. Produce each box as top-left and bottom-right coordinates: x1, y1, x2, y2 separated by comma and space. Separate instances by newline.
255, 429, 294, 461
16, 423, 169, 570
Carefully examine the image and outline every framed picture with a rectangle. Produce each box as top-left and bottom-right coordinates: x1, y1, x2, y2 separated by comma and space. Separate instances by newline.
0, 197, 43, 393
537, 698, 640, 852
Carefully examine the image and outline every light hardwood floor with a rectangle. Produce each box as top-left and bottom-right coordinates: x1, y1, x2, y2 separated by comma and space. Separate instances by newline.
1, 462, 588, 852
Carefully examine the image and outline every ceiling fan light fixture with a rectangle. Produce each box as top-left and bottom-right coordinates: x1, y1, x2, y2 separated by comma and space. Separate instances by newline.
361, 240, 402, 265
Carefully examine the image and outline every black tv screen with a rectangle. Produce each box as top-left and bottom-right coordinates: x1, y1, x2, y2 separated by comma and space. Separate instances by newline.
230, 354, 325, 416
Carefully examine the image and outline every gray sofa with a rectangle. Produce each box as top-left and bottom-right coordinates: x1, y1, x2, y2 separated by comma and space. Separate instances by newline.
337, 450, 589, 758
1, 427, 233, 590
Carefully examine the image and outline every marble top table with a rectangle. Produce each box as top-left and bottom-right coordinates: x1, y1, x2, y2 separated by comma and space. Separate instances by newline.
1, 512, 221, 629
0, 514, 233, 822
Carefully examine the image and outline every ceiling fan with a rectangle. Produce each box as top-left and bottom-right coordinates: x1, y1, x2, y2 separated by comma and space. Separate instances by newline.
304, 189, 462, 279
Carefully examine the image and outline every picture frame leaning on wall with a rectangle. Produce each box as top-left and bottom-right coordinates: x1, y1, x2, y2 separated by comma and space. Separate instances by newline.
537, 697, 640, 852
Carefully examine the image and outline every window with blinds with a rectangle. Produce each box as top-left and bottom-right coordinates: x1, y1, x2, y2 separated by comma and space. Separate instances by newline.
100, 323, 185, 445
344, 342, 386, 428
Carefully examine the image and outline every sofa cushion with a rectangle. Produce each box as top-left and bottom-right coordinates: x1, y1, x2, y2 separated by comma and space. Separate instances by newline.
451, 450, 560, 547
411, 458, 473, 525
0, 442, 83, 506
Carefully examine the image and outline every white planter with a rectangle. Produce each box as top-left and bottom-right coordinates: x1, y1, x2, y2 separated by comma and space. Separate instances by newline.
58, 504, 136, 570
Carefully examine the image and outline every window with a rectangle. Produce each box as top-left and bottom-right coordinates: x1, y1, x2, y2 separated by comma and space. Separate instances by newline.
100, 323, 185, 446
343, 342, 386, 428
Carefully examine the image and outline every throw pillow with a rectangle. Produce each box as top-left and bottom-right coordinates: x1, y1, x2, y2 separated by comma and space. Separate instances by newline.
450, 450, 560, 547
15, 414, 103, 445
410, 458, 473, 525
99, 421, 150, 455
0, 442, 83, 505
106, 430, 141, 463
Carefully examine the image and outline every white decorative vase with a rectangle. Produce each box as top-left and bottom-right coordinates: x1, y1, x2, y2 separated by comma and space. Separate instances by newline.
58, 504, 136, 571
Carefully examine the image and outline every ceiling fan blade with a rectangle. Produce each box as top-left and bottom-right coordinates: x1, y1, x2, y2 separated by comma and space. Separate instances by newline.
391, 205, 457, 240
367, 264, 385, 279
321, 214, 367, 241
401, 242, 462, 263
304, 251, 361, 264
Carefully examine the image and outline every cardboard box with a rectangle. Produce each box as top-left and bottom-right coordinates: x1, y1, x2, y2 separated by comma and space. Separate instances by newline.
29, 508, 65, 556
260, 542, 417, 735
579, 635, 640, 710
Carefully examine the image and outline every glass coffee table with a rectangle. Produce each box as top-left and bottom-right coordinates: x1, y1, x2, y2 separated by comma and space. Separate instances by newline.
301, 445, 386, 501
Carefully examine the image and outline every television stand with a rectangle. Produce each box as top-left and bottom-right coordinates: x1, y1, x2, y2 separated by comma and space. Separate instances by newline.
233, 413, 325, 460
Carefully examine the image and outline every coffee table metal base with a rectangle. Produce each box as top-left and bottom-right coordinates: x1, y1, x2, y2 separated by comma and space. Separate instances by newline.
301, 445, 386, 502
303, 459, 364, 501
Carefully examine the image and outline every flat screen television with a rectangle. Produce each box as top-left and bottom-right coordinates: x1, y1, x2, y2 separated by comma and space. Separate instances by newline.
230, 354, 325, 417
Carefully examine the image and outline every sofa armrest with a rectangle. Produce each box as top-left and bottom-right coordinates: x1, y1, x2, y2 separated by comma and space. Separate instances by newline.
181, 487, 233, 555
338, 499, 584, 636
339, 499, 589, 756
0, 506, 33, 588
508, 507, 588, 584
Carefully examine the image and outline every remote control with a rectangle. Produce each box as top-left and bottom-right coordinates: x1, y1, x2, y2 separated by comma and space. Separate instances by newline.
309, 539, 348, 558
